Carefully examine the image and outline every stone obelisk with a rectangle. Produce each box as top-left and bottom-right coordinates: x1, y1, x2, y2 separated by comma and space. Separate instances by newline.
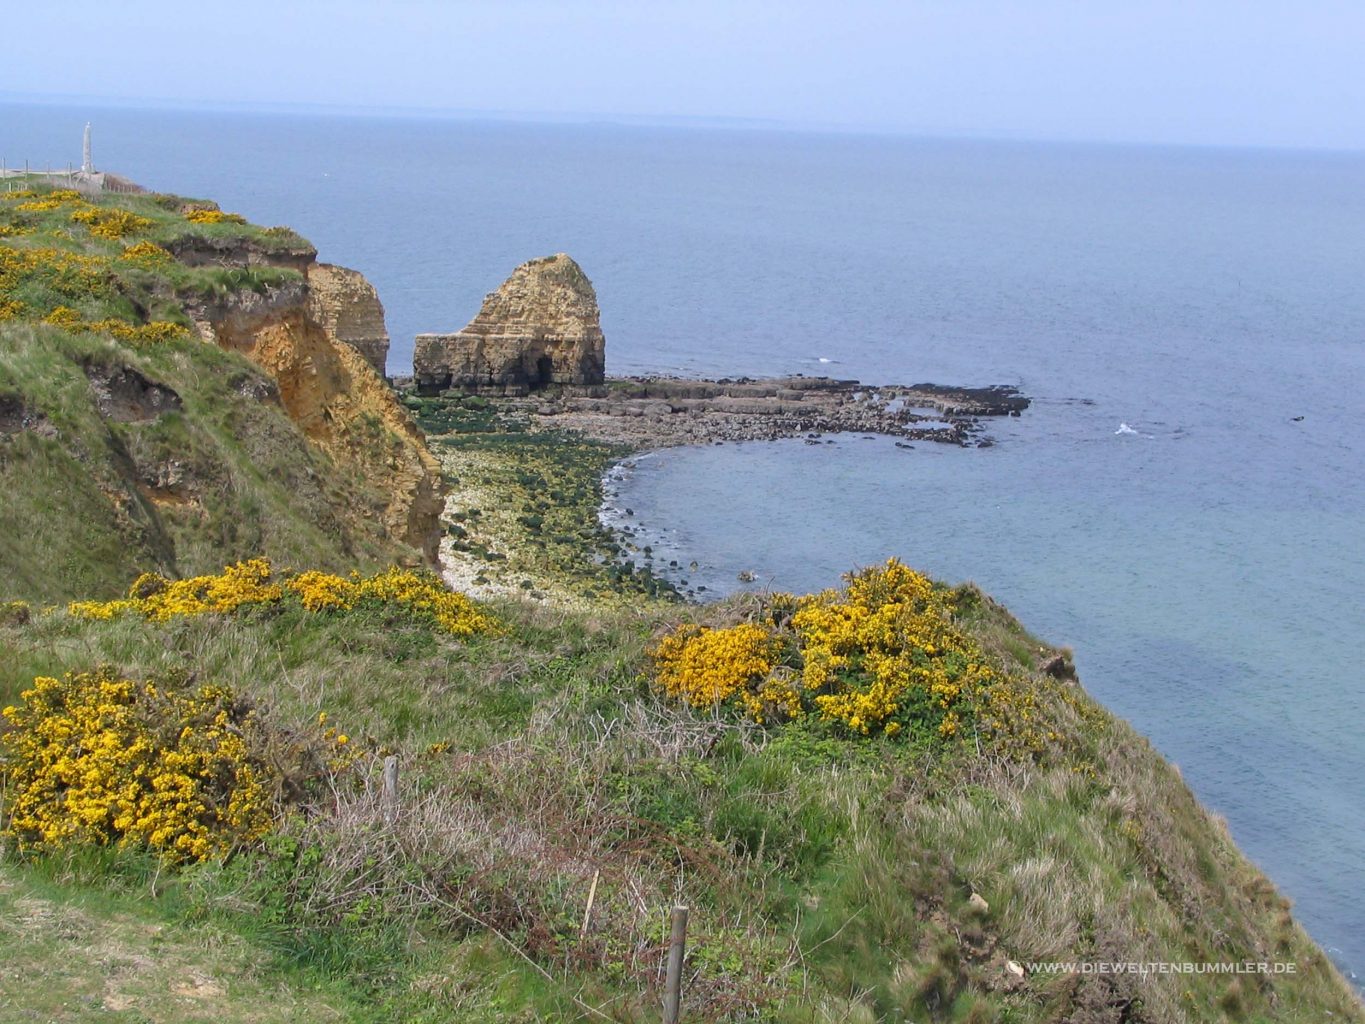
81, 123, 93, 174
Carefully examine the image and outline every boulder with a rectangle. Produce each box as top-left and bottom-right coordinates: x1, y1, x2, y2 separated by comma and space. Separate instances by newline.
414, 254, 605, 394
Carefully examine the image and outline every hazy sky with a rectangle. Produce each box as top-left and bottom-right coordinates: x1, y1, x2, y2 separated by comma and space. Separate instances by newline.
5, 1, 1365, 149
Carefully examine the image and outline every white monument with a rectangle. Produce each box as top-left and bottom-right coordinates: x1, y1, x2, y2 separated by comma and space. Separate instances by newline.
81, 123, 93, 175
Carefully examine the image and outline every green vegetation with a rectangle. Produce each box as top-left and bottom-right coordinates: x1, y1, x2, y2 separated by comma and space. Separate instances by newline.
2, 571, 1361, 1022
406, 393, 680, 603
0, 182, 413, 601
0, 323, 401, 601
0, 182, 308, 333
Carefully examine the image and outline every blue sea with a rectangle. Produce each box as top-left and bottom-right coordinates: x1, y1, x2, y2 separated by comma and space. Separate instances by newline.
4, 102, 1363, 985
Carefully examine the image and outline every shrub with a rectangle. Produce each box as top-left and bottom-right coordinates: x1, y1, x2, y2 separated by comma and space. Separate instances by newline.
0, 669, 276, 861
651, 623, 795, 723
185, 208, 247, 225
790, 560, 995, 738
648, 559, 998, 740
0, 246, 114, 303
11, 189, 85, 213
119, 240, 173, 266
68, 560, 503, 639
70, 206, 152, 240
38, 304, 191, 345
350, 567, 503, 638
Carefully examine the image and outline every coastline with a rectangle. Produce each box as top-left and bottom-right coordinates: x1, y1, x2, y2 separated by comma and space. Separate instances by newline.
402, 373, 1029, 603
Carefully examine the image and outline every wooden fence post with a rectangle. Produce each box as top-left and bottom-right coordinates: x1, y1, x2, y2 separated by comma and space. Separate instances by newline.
581, 869, 601, 940
663, 904, 689, 1024
382, 755, 399, 824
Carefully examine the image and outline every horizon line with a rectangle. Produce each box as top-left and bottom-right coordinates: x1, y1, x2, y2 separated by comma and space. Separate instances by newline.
3, 89, 1363, 158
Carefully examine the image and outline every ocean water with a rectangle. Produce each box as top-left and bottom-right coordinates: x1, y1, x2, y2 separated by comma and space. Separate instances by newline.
4, 103, 1363, 983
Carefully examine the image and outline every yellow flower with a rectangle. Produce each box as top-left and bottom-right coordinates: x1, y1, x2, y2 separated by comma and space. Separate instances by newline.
67, 560, 501, 638
0, 670, 277, 861
650, 623, 782, 713
185, 208, 246, 225
648, 559, 1006, 741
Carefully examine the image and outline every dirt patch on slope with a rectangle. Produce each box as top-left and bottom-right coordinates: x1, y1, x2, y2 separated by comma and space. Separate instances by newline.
84, 364, 183, 423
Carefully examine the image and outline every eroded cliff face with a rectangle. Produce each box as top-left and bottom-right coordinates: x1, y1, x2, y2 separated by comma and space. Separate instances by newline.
413, 253, 605, 394
189, 269, 444, 564
305, 263, 390, 378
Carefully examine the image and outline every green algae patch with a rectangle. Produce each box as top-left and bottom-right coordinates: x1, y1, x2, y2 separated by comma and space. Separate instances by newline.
406, 393, 678, 605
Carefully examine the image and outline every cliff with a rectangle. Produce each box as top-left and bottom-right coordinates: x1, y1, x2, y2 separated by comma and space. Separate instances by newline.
189, 274, 442, 563
0, 183, 443, 598
2, 180, 1361, 1024
305, 262, 390, 377
413, 252, 606, 394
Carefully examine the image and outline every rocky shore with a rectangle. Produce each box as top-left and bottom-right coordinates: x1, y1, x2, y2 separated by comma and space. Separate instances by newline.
398, 374, 1028, 449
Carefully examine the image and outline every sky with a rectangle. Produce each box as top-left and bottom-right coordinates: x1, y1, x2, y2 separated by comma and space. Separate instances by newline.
4, 0, 1365, 150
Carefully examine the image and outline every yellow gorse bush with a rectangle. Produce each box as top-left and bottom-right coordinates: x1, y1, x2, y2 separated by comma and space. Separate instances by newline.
649, 560, 998, 740
11, 189, 86, 213
0, 246, 113, 300
38, 304, 191, 345
0, 248, 190, 343
70, 206, 152, 240
0, 669, 274, 861
133, 558, 285, 621
791, 560, 995, 737
285, 566, 504, 638
120, 239, 173, 265
351, 567, 503, 638
68, 560, 501, 639
652, 623, 791, 722
287, 569, 357, 612
185, 208, 247, 225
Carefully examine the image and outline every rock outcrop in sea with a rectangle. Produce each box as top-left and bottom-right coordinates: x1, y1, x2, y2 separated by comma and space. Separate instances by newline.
413, 253, 606, 394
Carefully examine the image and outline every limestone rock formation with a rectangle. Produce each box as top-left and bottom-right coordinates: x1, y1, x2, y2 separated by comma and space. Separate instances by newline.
306, 263, 390, 377
187, 268, 444, 564
413, 253, 605, 394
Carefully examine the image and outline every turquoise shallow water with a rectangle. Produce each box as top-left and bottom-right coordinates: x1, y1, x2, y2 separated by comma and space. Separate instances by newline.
4, 103, 1364, 983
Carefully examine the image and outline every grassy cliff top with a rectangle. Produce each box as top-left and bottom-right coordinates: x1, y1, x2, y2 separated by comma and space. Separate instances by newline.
0, 181, 309, 334
1, 557, 1361, 1023
0, 182, 421, 601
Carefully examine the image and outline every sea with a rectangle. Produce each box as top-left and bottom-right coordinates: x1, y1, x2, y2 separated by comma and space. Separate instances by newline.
4, 102, 1363, 985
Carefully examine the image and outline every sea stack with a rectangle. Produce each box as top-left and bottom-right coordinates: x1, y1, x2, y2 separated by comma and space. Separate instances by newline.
413, 253, 606, 395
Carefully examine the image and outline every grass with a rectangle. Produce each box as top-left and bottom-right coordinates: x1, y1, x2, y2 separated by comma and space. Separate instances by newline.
0, 324, 401, 603
2, 581, 1361, 1023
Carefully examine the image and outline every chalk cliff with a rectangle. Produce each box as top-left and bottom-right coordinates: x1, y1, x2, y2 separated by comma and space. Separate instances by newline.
413, 253, 605, 394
